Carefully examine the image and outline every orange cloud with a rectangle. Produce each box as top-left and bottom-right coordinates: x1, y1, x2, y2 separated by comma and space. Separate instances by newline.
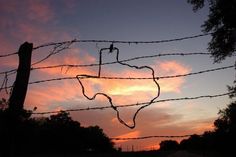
144, 144, 160, 151
180, 118, 215, 133
77, 60, 190, 105
24, 57, 191, 128
114, 131, 140, 143
24, 79, 83, 112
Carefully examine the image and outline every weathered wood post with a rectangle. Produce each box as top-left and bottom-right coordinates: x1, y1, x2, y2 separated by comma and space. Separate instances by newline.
8, 42, 33, 114
3, 42, 33, 157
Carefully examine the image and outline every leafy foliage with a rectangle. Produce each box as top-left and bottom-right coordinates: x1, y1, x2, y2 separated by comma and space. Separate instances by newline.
177, 101, 236, 152
0, 110, 115, 156
187, 0, 205, 11
159, 140, 179, 151
214, 101, 236, 134
0, 98, 8, 110
188, 0, 236, 62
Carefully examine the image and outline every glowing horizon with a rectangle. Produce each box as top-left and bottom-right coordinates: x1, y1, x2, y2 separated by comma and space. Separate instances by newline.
0, 0, 234, 150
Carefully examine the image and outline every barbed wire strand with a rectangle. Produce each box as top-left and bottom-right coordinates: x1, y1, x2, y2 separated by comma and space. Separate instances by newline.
32, 52, 211, 70
32, 91, 233, 115
0, 33, 211, 58
0, 73, 7, 93
0, 52, 211, 76
1, 64, 234, 91
31, 41, 75, 66
110, 134, 197, 140
0, 52, 17, 58
0, 70, 16, 95
76, 45, 160, 129
87, 65, 235, 80
33, 33, 212, 49
0, 72, 10, 94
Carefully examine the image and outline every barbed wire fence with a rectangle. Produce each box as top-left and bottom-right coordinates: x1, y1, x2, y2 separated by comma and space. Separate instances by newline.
0, 32, 235, 138
0, 32, 212, 59
1, 65, 234, 91
110, 134, 197, 141
32, 91, 233, 115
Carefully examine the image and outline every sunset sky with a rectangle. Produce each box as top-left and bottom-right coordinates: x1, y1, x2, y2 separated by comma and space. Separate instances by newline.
0, 0, 235, 151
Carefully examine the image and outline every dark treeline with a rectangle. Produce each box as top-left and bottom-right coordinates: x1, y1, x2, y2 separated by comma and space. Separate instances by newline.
159, 100, 236, 155
0, 105, 116, 156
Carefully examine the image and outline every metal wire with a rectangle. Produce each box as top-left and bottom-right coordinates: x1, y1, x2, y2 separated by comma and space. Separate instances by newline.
110, 134, 196, 140
33, 33, 211, 50
76, 45, 160, 129
0, 52, 17, 58
1, 64, 234, 91
0, 52, 211, 76
32, 91, 233, 115
0, 33, 211, 58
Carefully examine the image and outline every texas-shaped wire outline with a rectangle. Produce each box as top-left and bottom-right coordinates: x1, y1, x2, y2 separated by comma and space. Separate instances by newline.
76, 45, 160, 129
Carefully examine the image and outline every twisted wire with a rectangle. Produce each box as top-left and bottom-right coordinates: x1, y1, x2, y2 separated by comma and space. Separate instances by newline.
76, 46, 160, 129
110, 134, 196, 140
0, 52, 211, 76
1, 64, 234, 91
32, 91, 233, 115
0, 33, 211, 58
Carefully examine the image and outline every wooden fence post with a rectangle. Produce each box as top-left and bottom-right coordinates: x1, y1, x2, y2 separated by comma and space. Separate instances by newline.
8, 42, 33, 114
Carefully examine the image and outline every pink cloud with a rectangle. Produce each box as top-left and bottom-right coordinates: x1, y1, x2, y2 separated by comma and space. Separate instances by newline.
27, 0, 54, 23
158, 60, 190, 75
12, 22, 71, 45
0, 0, 18, 13
157, 60, 191, 93
0, 34, 15, 53
62, 0, 78, 11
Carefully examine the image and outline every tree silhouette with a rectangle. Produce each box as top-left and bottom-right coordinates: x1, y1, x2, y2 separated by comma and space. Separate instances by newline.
178, 101, 236, 153
0, 110, 115, 156
187, 0, 236, 62
188, 0, 236, 102
159, 140, 179, 151
213, 101, 236, 151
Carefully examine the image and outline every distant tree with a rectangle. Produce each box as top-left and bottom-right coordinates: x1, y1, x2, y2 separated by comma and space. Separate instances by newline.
179, 101, 236, 152
0, 109, 115, 155
159, 140, 179, 151
228, 81, 236, 98
214, 101, 236, 134
40, 111, 115, 153
0, 98, 8, 110
187, 0, 236, 62
83, 126, 115, 152
179, 134, 203, 150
